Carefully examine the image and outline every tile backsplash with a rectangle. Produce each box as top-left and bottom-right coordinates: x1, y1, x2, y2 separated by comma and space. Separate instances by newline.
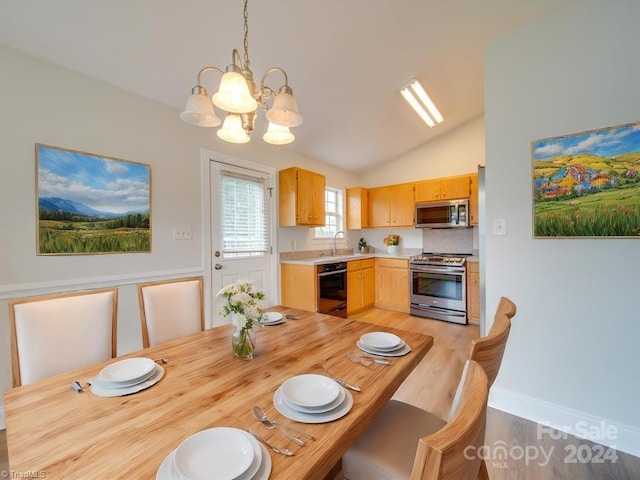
422, 228, 474, 254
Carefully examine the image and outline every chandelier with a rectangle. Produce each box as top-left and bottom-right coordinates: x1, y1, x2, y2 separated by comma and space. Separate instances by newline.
180, 0, 302, 145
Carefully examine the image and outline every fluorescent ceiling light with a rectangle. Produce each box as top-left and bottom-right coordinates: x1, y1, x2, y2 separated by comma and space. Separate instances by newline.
400, 79, 443, 127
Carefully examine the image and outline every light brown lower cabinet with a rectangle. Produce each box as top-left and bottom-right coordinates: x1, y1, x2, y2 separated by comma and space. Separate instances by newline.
467, 261, 480, 325
281, 263, 317, 312
375, 258, 409, 313
347, 259, 375, 315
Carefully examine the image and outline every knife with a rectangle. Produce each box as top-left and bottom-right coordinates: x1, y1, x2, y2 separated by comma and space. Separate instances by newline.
332, 377, 361, 392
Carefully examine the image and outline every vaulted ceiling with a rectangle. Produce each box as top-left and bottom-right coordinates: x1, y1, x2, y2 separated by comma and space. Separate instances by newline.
0, 0, 573, 172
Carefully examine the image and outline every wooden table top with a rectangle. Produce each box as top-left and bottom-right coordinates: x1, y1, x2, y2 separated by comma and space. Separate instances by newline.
4, 307, 433, 479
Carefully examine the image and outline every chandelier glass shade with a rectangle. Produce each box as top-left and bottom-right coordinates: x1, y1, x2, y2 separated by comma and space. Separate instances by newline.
180, 0, 302, 145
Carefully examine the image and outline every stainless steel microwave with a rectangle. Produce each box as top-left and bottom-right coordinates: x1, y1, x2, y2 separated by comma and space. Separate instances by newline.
415, 199, 469, 228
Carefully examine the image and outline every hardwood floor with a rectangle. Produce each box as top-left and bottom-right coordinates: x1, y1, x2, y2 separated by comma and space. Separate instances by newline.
2, 308, 638, 479
349, 308, 640, 480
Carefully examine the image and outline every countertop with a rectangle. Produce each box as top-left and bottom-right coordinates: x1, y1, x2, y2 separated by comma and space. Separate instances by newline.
280, 251, 416, 266
280, 251, 479, 266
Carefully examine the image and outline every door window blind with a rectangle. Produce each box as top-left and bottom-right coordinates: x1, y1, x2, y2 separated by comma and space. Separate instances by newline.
220, 170, 270, 258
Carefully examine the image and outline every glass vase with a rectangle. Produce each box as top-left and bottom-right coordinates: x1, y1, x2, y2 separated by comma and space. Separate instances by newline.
232, 326, 256, 360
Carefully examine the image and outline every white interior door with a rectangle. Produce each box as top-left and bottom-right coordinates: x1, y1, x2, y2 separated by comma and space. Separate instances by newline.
210, 159, 276, 325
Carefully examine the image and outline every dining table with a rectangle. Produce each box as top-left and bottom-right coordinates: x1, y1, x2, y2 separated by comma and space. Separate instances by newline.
4, 307, 434, 479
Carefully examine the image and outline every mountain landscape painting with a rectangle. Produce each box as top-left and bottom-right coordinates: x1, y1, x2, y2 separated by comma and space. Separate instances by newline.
532, 122, 640, 238
36, 144, 151, 254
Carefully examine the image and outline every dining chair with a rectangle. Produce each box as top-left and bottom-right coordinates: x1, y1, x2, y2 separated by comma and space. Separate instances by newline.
342, 359, 489, 480
137, 276, 204, 348
470, 296, 517, 387
9, 287, 118, 387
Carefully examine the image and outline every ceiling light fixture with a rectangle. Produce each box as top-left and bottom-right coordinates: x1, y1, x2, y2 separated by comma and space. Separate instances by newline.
180, 0, 302, 145
400, 79, 443, 128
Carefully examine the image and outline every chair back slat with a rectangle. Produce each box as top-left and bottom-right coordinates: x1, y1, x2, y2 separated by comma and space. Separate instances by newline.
411, 360, 489, 480
470, 296, 517, 387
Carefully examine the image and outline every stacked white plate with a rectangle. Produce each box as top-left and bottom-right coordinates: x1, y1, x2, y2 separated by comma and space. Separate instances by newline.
262, 311, 285, 326
356, 332, 412, 357
156, 427, 271, 480
90, 357, 164, 397
273, 374, 353, 423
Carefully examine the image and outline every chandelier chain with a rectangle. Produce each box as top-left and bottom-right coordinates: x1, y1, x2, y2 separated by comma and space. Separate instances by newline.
243, 0, 250, 69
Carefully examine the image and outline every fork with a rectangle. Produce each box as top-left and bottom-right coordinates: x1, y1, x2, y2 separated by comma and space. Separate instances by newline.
248, 429, 294, 456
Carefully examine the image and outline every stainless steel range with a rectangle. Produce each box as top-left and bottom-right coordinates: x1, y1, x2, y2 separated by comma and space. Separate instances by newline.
410, 253, 470, 324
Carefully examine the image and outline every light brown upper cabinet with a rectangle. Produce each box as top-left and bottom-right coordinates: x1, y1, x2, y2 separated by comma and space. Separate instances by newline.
279, 167, 326, 227
469, 173, 479, 226
368, 183, 415, 228
346, 187, 369, 229
415, 174, 471, 203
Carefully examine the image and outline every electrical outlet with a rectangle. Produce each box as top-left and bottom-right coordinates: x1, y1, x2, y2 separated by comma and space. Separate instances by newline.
290, 240, 297, 250
173, 227, 192, 240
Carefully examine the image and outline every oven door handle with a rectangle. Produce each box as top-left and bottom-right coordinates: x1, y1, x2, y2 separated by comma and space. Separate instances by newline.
411, 266, 465, 274
318, 269, 347, 277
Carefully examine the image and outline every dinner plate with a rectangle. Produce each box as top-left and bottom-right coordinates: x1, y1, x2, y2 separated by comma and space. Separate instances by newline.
356, 340, 412, 357
262, 311, 284, 325
90, 364, 164, 397
281, 383, 346, 414
98, 357, 156, 384
360, 332, 404, 351
174, 427, 254, 480
157, 444, 271, 480
273, 386, 353, 423
92, 368, 156, 389
280, 374, 341, 409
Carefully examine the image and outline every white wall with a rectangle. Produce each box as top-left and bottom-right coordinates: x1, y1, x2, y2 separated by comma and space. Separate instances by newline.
485, 2, 640, 456
0, 44, 356, 425
359, 114, 485, 187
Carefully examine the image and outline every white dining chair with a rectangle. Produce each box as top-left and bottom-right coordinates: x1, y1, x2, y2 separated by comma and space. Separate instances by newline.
137, 276, 204, 348
9, 287, 118, 387
342, 360, 489, 480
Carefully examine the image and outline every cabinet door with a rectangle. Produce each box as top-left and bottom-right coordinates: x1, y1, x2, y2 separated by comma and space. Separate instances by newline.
415, 179, 442, 202
368, 186, 390, 227
346, 187, 369, 229
441, 175, 471, 200
389, 183, 415, 226
467, 261, 480, 324
469, 173, 479, 226
310, 172, 326, 226
281, 264, 316, 311
362, 267, 375, 308
347, 269, 363, 314
375, 259, 409, 312
295, 169, 315, 225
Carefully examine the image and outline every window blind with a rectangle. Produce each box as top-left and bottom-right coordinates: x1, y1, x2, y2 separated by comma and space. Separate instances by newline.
220, 170, 270, 258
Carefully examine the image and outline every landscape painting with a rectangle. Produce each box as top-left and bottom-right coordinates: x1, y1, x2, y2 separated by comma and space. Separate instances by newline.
532, 121, 640, 238
36, 144, 151, 254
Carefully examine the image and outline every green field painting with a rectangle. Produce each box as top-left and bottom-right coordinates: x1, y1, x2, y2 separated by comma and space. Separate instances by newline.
532, 122, 640, 238
36, 144, 151, 254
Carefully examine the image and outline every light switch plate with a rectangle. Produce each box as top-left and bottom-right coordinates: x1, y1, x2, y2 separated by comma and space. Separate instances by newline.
173, 227, 192, 240
493, 219, 507, 236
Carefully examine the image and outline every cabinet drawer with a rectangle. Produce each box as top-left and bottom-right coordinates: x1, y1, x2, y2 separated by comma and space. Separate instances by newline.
361, 258, 375, 269
467, 261, 479, 273
376, 258, 408, 269
347, 260, 362, 271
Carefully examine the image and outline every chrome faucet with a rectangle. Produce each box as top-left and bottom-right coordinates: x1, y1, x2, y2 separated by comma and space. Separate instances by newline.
332, 230, 345, 256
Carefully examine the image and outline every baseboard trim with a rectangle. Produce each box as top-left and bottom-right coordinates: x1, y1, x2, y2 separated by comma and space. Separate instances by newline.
0, 403, 5, 430
490, 386, 640, 458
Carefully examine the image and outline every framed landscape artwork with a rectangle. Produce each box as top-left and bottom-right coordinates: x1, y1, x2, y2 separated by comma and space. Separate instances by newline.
532, 121, 640, 238
36, 144, 151, 255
